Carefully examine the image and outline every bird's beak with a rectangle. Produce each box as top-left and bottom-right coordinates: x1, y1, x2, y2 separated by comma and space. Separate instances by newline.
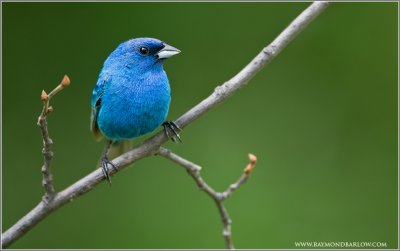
157, 43, 181, 59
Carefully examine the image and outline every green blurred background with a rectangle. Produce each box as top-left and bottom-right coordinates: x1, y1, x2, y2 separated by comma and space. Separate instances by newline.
2, 2, 398, 249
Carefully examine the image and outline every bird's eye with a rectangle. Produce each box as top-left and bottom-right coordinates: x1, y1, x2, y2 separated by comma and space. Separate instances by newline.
139, 47, 149, 55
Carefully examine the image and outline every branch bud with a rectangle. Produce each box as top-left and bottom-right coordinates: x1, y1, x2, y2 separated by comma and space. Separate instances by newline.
248, 153, 257, 164
244, 153, 257, 175
41, 90, 49, 101
61, 75, 70, 87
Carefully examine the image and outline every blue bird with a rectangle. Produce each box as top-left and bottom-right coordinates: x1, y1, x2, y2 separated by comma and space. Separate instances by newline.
90, 37, 181, 184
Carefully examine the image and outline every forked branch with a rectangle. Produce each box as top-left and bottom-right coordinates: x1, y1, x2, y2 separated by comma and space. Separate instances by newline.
158, 147, 257, 249
2, 2, 329, 248
37, 75, 70, 202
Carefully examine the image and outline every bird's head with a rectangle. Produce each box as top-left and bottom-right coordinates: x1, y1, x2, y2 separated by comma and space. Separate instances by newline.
104, 37, 181, 73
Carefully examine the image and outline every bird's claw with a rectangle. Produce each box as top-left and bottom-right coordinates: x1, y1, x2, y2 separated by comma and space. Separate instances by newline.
163, 121, 182, 143
101, 156, 118, 185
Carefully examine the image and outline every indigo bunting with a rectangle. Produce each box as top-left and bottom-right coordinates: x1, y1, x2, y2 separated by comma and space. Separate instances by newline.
90, 37, 181, 183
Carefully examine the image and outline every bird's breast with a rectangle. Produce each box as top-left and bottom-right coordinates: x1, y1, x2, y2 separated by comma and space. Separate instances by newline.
97, 72, 171, 140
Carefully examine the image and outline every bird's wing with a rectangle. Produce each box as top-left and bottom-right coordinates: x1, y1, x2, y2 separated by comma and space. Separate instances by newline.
90, 78, 107, 141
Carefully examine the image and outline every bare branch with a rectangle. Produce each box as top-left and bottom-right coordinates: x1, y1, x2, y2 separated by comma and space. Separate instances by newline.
2, 2, 329, 248
174, 1, 329, 129
157, 147, 257, 249
36, 75, 71, 202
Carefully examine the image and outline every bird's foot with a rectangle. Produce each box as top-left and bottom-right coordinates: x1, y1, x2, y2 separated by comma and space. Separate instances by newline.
101, 156, 118, 185
162, 121, 182, 143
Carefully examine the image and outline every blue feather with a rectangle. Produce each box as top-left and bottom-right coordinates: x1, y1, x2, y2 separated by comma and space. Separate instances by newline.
90, 37, 179, 141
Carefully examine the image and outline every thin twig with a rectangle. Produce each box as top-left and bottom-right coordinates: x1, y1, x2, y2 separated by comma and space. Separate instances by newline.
36, 75, 70, 202
2, 2, 329, 248
157, 147, 257, 249
220, 153, 257, 200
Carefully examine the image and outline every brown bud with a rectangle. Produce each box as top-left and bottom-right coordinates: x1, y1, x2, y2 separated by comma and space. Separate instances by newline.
244, 153, 257, 175
61, 75, 70, 87
41, 90, 49, 101
248, 153, 257, 164
47, 106, 54, 113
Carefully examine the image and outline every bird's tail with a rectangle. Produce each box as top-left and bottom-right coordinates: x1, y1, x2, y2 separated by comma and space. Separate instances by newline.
109, 140, 133, 159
